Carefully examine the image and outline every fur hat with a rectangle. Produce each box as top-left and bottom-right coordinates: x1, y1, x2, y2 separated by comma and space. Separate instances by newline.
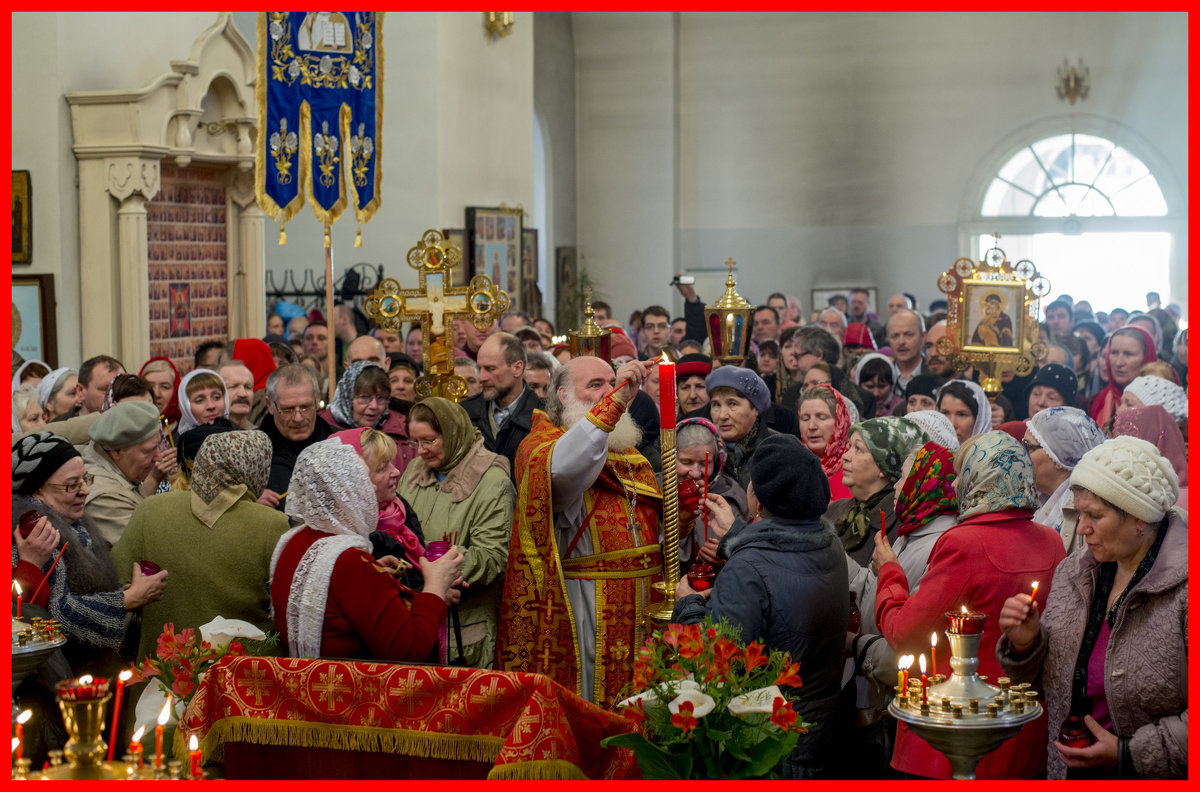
1070, 435, 1179, 523
705, 366, 770, 414
1123, 376, 1187, 423
749, 434, 829, 520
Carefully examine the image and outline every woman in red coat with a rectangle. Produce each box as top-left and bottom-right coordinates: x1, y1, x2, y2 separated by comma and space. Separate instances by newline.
269, 439, 463, 661
873, 430, 1066, 779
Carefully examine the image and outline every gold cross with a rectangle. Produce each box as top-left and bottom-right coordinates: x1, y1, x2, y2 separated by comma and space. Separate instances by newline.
538, 642, 553, 668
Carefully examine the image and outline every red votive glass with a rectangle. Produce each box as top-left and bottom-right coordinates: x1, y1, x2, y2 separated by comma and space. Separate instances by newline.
945, 610, 986, 634
138, 560, 162, 577
686, 563, 716, 591
424, 541, 451, 561
18, 510, 40, 537
1057, 716, 1096, 748
678, 478, 700, 513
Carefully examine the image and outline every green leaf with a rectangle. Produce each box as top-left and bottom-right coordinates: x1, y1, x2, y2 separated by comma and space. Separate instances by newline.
601, 733, 692, 779
729, 732, 799, 779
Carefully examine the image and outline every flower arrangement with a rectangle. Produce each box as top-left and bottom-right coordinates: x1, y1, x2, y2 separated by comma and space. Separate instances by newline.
601, 618, 811, 779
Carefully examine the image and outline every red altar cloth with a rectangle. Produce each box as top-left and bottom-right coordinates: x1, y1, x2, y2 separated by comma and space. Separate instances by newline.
177, 655, 638, 780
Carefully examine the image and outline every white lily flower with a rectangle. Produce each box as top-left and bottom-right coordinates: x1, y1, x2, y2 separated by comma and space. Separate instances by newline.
727, 685, 783, 718
668, 689, 716, 719
198, 616, 265, 648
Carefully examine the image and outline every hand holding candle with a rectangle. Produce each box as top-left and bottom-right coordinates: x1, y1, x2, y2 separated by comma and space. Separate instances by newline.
1030, 580, 1040, 603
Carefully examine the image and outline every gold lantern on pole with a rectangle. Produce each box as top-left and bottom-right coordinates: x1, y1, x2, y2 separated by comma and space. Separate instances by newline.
704, 257, 755, 365
568, 287, 613, 361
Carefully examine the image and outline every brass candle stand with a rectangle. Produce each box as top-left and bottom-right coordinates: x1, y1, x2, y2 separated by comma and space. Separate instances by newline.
888, 626, 1041, 780
648, 427, 680, 627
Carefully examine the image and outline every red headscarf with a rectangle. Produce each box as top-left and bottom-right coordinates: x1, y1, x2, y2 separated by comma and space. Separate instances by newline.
138, 356, 181, 424
801, 384, 852, 479
1089, 325, 1157, 427
895, 442, 958, 536
1113, 404, 1187, 487
232, 338, 278, 392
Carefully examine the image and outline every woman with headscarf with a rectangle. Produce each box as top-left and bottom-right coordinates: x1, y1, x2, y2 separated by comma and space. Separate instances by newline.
1025, 407, 1107, 549
398, 398, 515, 668
843, 441, 961, 776
826, 416, 928, 567
674, 417, 750, 569
12, 359, 50, 392
175, 368, 231, 436
38, 367, 83, 422
902, 373, 945, 414
902, 409, 960, 452
936, 379, 992, 445
111, 430, 290, 662
874, 431, 1066, 779
320, 360, 417, 475
704, 366, 777, 489
998, 436, 1186, 779
1089, 325, 1157, 430
853, 353, 903, 417
1117, 375, 1187, 432
139, 357, 182, 431
1025, 363, 1079, 418
270, 440, 463, 661
11, 432, 168, 675
1113, 404, 1187, 511
798, 384, 856, 501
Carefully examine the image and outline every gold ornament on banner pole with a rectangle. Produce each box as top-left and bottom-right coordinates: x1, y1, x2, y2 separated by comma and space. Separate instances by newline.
935, 233, 1050, 399
364, 229, 508, 402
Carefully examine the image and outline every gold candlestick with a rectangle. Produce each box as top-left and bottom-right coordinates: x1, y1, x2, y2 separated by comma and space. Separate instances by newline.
648, 427, 680, 626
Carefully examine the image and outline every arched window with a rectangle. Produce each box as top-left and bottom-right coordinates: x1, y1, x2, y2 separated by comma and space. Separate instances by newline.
963, 131, 1181, 320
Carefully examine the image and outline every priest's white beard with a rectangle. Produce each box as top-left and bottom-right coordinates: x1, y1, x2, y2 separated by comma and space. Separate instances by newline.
561, 391, 643, 451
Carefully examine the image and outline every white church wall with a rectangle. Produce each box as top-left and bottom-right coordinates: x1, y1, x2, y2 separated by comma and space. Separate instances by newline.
575, 12, 1187, 325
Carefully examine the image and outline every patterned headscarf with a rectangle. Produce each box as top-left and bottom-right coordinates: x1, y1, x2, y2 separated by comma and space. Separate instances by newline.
330, 360, 389, 428
191, 430, 272, 505
849, 417, 930, 483
176, 368, 230, 433
1026, 406, 1105, 471
799, 384, 852, 478
955, 431, 1039, 519
285, 439, 378, 540
1113, 404, 1188, 487
676, 417, 727, 482
412, 397, 482, 472
895, 442, 958, 536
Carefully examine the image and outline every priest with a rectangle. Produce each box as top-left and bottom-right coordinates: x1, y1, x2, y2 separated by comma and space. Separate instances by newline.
495, 356, 663, 709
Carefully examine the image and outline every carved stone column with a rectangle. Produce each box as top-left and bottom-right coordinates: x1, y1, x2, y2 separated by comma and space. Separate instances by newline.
228, 168, 265, 340
115, 193, 152, 368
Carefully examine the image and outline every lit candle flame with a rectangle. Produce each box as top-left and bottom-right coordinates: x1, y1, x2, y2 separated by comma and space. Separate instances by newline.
119, 669, 133, 682
918, 654, 926, 674
931, 632, 937, 647
189, 734, 199, 751
11, 738, 17, 753
657, 352, 671, 364
16, 710, 32, 725
12, 580, 21, 596
131, 726, 145, 743
157, 697, 172, 725
77, 674, 94, 686
961, 605, 968, 615
1031, 580, 1040, 598
898, 655, 913, 670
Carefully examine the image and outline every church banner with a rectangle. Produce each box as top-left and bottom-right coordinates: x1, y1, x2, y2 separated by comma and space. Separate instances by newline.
255, 12, 383, 229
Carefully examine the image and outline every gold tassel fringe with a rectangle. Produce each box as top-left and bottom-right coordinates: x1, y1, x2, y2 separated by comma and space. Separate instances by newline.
486, 759, 591, 781
279, 226, 287, 245
354, 226, 362, 247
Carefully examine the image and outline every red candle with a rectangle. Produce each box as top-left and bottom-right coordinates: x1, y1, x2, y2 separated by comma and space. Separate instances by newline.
107, 669, 132, 760
918, 654, 928, 704
931, 632, 938, 679
658, 356, 676, 429
701, 451, 710, 543
13, 581, 21, 618
14, 710, 31, 760
129, 726, 145, 770
155, 697, 171, 770
188, 734, 202, 779
1030, 580, 1040, 603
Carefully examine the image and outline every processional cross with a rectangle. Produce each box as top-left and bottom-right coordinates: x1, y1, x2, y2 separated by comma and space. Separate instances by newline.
365, 229, 509, 401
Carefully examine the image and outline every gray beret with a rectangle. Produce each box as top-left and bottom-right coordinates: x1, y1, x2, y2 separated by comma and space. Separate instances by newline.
88, 400, 162, 449
704, 366, 770, 414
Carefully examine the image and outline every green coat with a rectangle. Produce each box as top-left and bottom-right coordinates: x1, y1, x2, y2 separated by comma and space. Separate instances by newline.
112, 490, 289, 662
398, 439, 515, 668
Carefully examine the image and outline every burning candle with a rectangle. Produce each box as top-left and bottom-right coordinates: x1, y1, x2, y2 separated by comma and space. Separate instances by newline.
188, 734, 202, 779
702, 451, 710, 543
946, 604, 987, 634
13, 581, 21, 618
14, 710, 31, 760
918, 653, 928, 704
155, 697, 171, 770
658, 353, 676, 429
897, 654, 913, 691
130, 726, 145, 770
930, 632, 938, 678
106, 669, 133, 761
1030, 580, 1040, 603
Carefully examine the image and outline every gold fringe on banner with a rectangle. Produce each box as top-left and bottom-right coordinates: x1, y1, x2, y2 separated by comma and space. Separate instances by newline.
279, 226, 287, 245
486, 759, 591, 781
178, 716, 506, 766
354, 226, 362, 247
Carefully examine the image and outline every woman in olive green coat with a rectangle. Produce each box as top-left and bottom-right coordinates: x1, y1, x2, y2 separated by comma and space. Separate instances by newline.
398, 398, 515, 668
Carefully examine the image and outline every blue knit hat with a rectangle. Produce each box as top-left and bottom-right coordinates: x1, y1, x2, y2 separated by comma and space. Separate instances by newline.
704, 366, 770, 414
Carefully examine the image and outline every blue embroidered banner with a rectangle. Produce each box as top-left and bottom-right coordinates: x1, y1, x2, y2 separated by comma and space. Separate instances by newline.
255, 12, 383, 230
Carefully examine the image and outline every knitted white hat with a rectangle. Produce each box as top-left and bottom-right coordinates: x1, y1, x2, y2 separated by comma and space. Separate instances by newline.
1123, 376, 1187, 424
1069, 435, 1179, 523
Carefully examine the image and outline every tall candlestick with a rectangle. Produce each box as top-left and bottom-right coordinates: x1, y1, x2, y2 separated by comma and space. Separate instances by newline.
188, 734, 202, 779
931, 632, 938, 678
155, 697, 171, 770
106, 669, 133, 760
14, 710, 31, 760
130, 726, 145, 770
658, 355, 676, 429
918, 653, 928, 704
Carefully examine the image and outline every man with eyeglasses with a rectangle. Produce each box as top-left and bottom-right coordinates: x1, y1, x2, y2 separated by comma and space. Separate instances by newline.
81, 400, 168, 546
257, 364, 335, 509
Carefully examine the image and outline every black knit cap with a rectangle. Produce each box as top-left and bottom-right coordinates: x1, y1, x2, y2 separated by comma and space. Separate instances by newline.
749, 434, 830, 520
1027, 363, 1078, 405
11, 431, 82, 496
904, 374, 946, 401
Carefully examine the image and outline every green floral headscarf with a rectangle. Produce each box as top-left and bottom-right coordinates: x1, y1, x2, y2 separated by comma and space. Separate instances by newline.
413, 397, 482, 472
955, 430, 1039, 519
850, 417, 930, 483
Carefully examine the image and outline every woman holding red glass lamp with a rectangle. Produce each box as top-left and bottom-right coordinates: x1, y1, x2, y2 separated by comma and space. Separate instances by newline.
673, 417, 748, 572
873, 430, 1064, 778
997, 436, 1186, 779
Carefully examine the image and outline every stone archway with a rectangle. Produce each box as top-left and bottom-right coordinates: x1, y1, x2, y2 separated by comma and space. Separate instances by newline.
67, 13, 264, 368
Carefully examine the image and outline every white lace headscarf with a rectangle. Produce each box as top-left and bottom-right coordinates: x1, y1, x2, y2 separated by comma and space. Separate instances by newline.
176, 368, 230, 433
271, 439, 378, 658
936, 379, 992, 437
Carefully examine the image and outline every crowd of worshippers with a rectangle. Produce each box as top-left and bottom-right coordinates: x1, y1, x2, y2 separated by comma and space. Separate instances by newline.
10, 282, 1186, 779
